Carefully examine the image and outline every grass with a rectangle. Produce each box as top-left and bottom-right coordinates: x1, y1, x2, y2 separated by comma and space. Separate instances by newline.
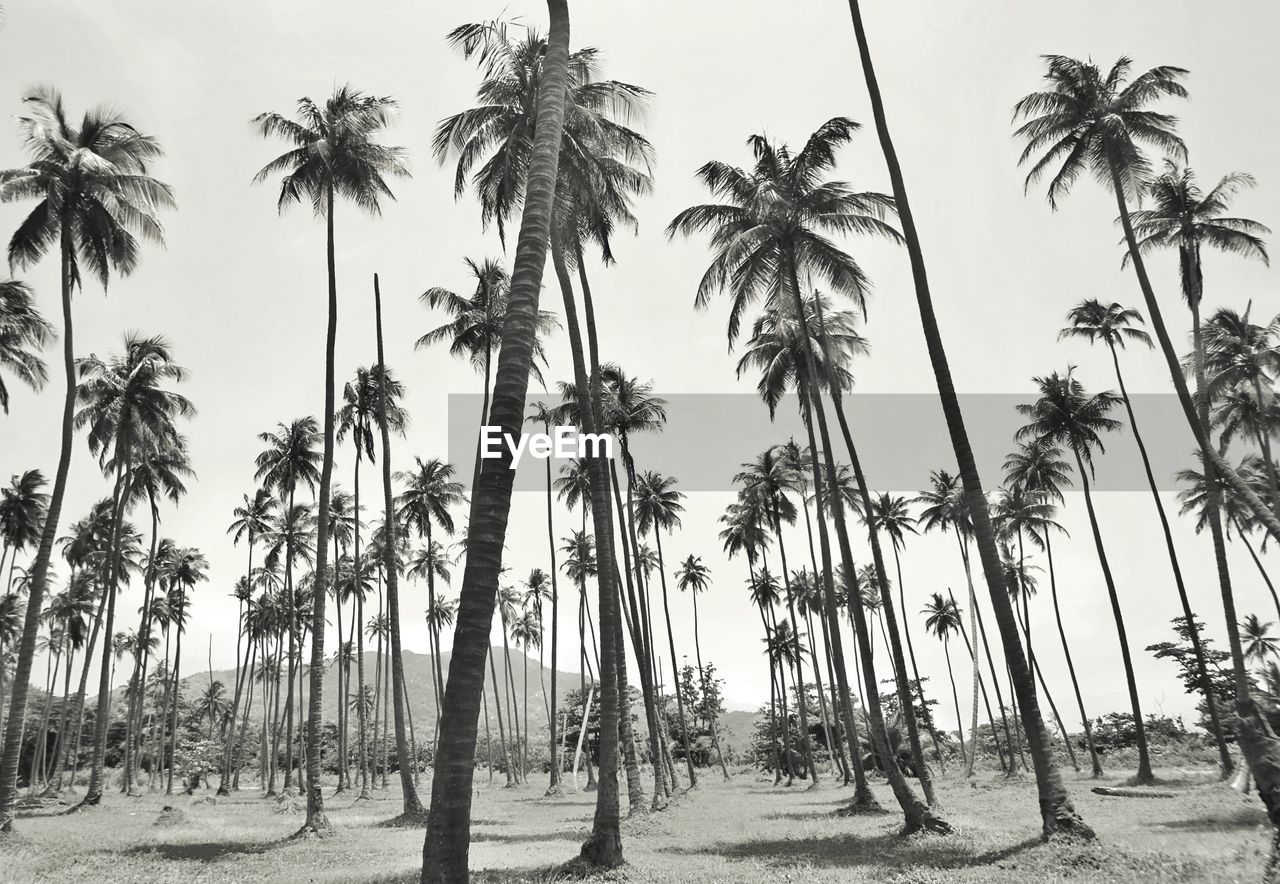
0, 764, 1269, 883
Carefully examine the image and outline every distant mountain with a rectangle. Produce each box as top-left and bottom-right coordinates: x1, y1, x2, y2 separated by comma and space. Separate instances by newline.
178, 647, 583, 738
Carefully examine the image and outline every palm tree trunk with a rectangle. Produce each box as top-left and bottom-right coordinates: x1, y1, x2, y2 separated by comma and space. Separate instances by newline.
1070, 445, 1153, 783
419, 3, 573, 877
844, 0, 1089, 837
1044, 535, 1102, 777
942, 640, 964, 761
889, 540, 944, 771
947, 588, 1008, 774
828, 392, 937, 804
372, 274, 426, 818
1105, 344, 1232, 773
543, 452, 562, 796
166, 622, 183, 795
652, 532, 697, 787
488, 648, 515, 786
1237, 521, 1280, 622
82, 449, 133, 806
0, 228, 77, 833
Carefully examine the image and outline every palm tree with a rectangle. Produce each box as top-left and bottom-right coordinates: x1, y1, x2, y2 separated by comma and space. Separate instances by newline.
1017, 369, 1153, 783
0, 279, 52, 413
922, 593, 965, 759
528, 401, 564, 794
163, 546, 207, 793
1003, 439, 1103, 778
420, 5, 575, 878
1202, 307, 1280, 511
674, 554, 728, 780
75, 335, 192, 805
1014, 56, 1280, 813
844, 7, 1087, 836
417, 258, 556, 491
0, 88, 173, 832
370, 275, 425, 818
670, 119, 944, 826
0, 470, 48, 589
634, 472, 699, 785
1060, 299, 1231, 772
253, 85, 407, 834
1242, 615, 1280, 667
219, 488, 276, 791
255, 419, 320, 796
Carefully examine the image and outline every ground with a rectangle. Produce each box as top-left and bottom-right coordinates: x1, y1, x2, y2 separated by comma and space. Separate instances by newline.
0, 766, 1270, 883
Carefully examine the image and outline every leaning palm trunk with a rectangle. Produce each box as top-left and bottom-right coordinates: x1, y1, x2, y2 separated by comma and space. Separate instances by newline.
844, 0, 1090, 838
828, 388, 937, 805
1044, 535, 1102, 776
544, 453, 563, 795
419, 3, 572, 875
374, 274, 427, 818
1107, 159, 1280, 857
0, 230, 77, 833
83, 450, 134, 806
1106, 342, 1231, 773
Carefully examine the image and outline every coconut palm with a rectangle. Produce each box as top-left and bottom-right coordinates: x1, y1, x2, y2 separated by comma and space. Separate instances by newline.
0, 470, 48, 587
0, 88, 173, 831
1060, 299, 1230, 772
839, 8, 1086, 833
0, 280, 52, 414
253, 84, 407, 834
1017, 369, 1153, 783
634, 472, 699, 785
1242, 615, 1280, 667
74, 334, 192, 805
922, 593, 965, 758
420, 5, 575, 876
527, 401, 564, 794
1014, 55, 1280, 812
670, 115, 949, 827
254, 419, 320, 796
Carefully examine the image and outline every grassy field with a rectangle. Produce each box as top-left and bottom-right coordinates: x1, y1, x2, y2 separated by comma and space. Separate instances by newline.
0, 765, 1269, 883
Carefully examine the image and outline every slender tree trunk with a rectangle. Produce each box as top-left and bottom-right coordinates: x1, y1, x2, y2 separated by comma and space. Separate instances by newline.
1070, 445, 1153, 783
420, 3, 572, 876
544, 451, 562, 796
1044, 535, 1102, 777
373, 274, 426, 818
0, 228, 77, 833
844, 0, 1089, 837
942, 641, 964, 762
1107, 343, 1231, 773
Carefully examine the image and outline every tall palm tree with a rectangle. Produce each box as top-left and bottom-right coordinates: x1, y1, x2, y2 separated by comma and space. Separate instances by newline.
528, 401, 564, 794
371, 274, 425, 818
922, 593, 965, 759
417, 258, 556, 491
255, 419, 320, 796
844, 6, 1087, 836
0, 88, 173, 832
421, 4, 575, 878
634, 472, 698, 785
219, 488, 276, 791
0, 279, 52, 413
163, 546, 207, 794
670, 119, 945, 826
1060, 299, 1231, 772
674, 553, 727, 777
75, 334, 192, 805
1017, 369, 1153, 782
1003, 439, 1103, 777
1242, 615, 1280, 667
1014, 56, 1280, 813
253, 85, 407, 834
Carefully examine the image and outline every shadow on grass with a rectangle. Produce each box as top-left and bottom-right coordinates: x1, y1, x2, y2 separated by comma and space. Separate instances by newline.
120, 839, 276, 861
1147, 806, 1266, 832
668, 831, 1042, 871
470, 828, 588, 845
360, 865, 574, 883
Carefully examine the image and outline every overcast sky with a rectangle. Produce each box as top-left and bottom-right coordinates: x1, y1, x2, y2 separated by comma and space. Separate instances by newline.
2, 1, 1280, 731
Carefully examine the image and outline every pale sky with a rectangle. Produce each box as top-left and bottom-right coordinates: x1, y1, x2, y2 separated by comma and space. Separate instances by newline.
2, 0, 1280, 734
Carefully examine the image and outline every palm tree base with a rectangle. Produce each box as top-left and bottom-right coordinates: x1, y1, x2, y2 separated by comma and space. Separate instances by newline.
290, 816, 334, 839
543, 784, 564, 798
905, 811, 954, 836
573, 830, 624, 871
836, 791, 886, 816
378, 809, 429, 828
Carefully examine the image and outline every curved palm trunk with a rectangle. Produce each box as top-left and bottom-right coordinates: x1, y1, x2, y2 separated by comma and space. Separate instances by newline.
1070, 445, 1153, 783
0, 229, 77, 833
941, 640, 964, 759
219, 537, 256, 794
1043, 535, 1101, 776
654, 532, 697, 787
544, 452, 562, 796
1108, 162, 1280, 845
844, 0, 1088, 838
889, 540, 944, 771
374, 275, 426, 818
1106, 343, 1231, 773
947, 587, 1007, 773
83, 450, 133, 806
419, 1, 572, 874
771, 516, 817, 786
1237, 522, 1280, 622
829, 392, 937, 804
